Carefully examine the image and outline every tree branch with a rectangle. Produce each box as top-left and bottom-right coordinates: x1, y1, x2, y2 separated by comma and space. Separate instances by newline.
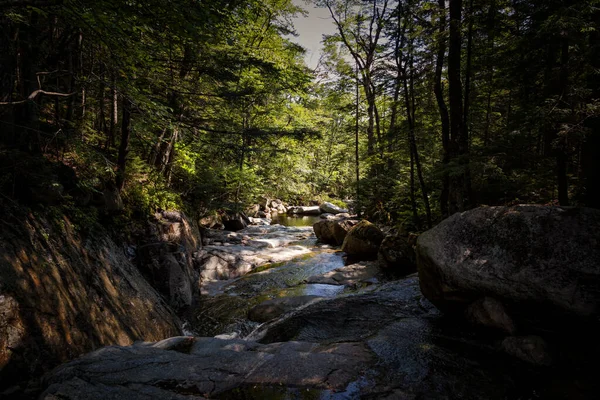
0, 90, 76, 106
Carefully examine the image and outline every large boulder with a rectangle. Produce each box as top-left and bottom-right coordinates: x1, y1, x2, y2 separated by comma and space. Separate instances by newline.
138, 210, 200, 310
377, 234, 416, 277
416, 205, 600, 330
313, 219, 358, 245
0, 211, 181, 393
341, 220, 385, 259
319, 201, 348, 215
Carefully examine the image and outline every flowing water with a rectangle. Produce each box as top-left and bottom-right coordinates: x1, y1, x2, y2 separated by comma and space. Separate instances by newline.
188, 216, 349, 337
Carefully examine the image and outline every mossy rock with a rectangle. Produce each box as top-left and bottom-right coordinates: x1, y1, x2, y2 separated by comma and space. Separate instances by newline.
341, 220, 384, 258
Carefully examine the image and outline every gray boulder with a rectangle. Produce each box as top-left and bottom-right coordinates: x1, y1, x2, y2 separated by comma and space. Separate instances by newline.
319, 201, 348, 214
417, 205, 600, 329
289, 205, 321, 215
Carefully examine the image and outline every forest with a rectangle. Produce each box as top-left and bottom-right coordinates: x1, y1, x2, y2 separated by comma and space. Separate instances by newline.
1, 0, 598, 229
1, 1, 600, 398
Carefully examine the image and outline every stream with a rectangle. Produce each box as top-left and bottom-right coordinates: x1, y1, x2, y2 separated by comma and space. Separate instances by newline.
39, 214, 597, 399
186, 215, 358, 338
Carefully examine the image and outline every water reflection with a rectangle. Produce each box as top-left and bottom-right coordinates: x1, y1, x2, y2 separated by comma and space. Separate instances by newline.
274, 214, 321, 227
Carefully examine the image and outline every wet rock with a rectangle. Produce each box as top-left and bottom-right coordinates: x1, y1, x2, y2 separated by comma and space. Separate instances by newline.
306, 261, 381, 287
377, 234, 416, 277
341, 220, 385, 259
248, 217, 271, 226
417, 205, 600, 330
465, 297, 516, 335
248, 295, 323, 323
251, 278, 433, 344
40, 338, 373, 400
501, 335, 553, 366
194, 225, 314, 281
319, 202, 348, 214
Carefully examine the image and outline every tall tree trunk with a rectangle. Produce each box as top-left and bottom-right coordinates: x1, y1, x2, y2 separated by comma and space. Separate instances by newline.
402, 38, 432, 228
462, 0, 474, 208
409, 138, 419, 228
448, 0, 469, 213
116, 98, 131, 191
556, 36, 569, 206
107, 75, 117, 149
434, 0, 451, 218
355, 59, 361, 214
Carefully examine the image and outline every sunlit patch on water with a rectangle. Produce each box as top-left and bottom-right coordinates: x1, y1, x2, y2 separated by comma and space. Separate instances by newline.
271, 283, 345, 298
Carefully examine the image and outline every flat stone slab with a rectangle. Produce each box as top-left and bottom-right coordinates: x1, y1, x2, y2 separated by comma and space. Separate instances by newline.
41, 338, 373, 400
248, 295, 324, 323
305, 261, 381, 286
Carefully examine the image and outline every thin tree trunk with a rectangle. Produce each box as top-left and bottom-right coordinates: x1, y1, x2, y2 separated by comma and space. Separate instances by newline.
116, 98, 131, 191
448, 0, 468, 213
556, 36, 569, 206
402, 42, 432, 229
107, 75, 117, 149
355, 59, 361, 214
434, 0, 451, 218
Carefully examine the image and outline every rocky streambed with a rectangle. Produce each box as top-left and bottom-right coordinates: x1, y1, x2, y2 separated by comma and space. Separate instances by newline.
39, 208, 599, 399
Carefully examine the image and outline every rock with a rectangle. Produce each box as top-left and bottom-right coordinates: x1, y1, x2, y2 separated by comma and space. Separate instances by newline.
0, 295, 25, 374
40, 338, 373, 400
319, 201, 349, 214
465, 297, 516, 335
377, 234, 416, 276
248, 295, 323, 323
199, 214, 223, 229
501, 336, 553, 366
416, 205, 600, 330
306, 261, 381, 286
270, 199, 282, 208
289, 205, 321, 215
287, 206, 301, 214
341, 220, 385, 259
0, 211, 181, 391
407, 232, 419, 246
194, 225, 314, 281
222, 212, 249, 231
138, 210, 199, 310
248, 217, 271, 226
246, 204, 260, 218
313, 220, 335, 244
320, 213, 335, 219
313, 219, 358, 246
102, 185, 123, 211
